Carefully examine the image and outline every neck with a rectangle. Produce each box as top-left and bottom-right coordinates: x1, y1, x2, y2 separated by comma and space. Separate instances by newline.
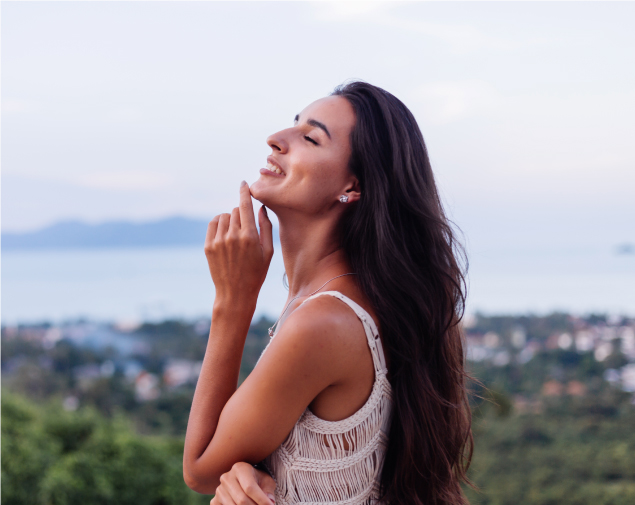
276, 209, 352, 298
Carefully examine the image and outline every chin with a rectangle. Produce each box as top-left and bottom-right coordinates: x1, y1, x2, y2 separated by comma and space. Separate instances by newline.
249, 178, 272, 205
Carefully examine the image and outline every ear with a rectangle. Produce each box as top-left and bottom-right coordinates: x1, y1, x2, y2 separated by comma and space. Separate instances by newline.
342, 177, 362, 204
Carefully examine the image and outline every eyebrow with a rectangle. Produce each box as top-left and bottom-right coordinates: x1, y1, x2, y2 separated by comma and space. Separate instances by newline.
294, 114, 331, 139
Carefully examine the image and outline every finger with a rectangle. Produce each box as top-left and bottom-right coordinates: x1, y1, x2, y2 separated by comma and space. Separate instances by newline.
237, 467, 273, 505
205, 216, 221, 248
216, 213, 231, 240
229, 207, 241, 235
239, 181, 257, 232
258, 206, 274, 262
225, 473, 259, 505
215, 486, 237, 505
257, 472, 276, 500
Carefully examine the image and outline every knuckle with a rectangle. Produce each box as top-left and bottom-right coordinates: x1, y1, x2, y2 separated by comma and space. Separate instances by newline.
219, 472, 229, 484
241, 231, 258, 244
243, 483, 257, 494
237, 497, 250, 505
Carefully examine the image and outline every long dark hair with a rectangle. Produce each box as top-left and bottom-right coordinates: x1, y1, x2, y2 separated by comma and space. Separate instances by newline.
332, 81, 473, 504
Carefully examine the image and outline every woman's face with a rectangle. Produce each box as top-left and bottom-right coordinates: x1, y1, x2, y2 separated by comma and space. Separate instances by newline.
250, 95, 358, 215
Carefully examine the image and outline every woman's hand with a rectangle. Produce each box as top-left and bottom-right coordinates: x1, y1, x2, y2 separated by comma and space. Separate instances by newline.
211, 462, 276, 505
205, 181, 274, 307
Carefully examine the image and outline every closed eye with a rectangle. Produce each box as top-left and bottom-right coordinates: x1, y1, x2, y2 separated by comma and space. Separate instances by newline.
304, 136, 318, 145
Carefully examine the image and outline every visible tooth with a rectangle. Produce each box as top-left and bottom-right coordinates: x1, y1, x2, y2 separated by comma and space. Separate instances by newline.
275, 168, 282, 174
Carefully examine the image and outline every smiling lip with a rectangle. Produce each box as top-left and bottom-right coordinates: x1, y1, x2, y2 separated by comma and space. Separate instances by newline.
260, 167, 285, 178
266, 156, 286, 175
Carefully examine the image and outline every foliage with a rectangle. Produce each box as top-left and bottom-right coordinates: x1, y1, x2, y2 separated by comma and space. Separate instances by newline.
470, 312, 573, 342
465, 405, 635, 505
1, 391, 210, 505
3, 312, 634, 504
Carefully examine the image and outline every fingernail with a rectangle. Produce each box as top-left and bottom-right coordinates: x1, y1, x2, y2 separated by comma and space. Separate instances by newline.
241, 180, 247, 187
267, 493, 275, 503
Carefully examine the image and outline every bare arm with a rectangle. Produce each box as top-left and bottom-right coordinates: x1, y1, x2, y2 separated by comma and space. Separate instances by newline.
183, 183, 355, 495
182, 302, 254, 489
183, 181, 273, 491
183, 296, 348, 493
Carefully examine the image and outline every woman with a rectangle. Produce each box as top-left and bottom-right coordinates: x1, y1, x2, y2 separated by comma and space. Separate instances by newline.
183, 81, 473, 505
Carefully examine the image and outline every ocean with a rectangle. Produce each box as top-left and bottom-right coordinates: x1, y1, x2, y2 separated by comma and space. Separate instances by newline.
1, 245, 633, 325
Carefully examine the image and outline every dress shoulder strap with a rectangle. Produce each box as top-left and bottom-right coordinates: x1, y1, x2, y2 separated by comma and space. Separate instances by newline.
300, 290, 388, 373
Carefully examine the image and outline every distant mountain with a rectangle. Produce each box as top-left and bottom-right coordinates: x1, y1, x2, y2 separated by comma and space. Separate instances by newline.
2, 217, 211, 250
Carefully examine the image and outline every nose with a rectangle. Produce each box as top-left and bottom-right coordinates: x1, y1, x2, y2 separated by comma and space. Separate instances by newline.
266, 129, 289, 154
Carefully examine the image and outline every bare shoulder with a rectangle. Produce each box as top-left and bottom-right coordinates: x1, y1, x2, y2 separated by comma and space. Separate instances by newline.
290, 293, 367, 339
205, 293, 373, 471
268, 294, 371, 378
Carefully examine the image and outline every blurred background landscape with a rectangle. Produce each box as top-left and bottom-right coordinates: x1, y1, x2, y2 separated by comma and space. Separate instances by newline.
2, 2, 634, 504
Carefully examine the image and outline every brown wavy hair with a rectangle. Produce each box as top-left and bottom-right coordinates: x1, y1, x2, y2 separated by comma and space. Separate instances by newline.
332, 81, 474, 504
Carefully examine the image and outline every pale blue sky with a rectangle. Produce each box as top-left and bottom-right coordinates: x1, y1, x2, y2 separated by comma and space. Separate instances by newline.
3, 1, 634, 255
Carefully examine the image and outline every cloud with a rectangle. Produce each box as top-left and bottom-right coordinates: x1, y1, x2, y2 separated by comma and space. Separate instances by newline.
77, 171, 174, 191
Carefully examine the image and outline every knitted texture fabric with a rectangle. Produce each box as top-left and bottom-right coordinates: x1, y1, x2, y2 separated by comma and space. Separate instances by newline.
259, 291, 393, 504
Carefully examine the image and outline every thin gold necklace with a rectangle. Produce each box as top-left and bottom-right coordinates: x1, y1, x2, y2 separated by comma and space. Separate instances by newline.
268, 273, 357, 338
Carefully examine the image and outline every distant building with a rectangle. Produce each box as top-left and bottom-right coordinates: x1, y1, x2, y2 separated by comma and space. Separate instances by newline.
483, 332, 500, 348
513, 395, 543, 415
163, 359, 202, 389
594, 342, 613, 362
575, 331, 595, 352
566, 380, 587, 397
135, 371, 160, 401
546, 334, 561, 350
621, 364, 635, 393
620, 327, 635, 359
557, 333, 573, 350
542, 380, 563, 397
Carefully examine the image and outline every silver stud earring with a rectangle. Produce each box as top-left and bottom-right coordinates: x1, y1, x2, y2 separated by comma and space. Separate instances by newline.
339, 195, 349, 203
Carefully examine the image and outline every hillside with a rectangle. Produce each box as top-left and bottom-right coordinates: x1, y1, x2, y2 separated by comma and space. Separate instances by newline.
4, 217, 223, 250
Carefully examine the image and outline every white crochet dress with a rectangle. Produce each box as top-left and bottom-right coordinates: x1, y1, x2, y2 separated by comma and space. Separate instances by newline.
259, 291, 393, 504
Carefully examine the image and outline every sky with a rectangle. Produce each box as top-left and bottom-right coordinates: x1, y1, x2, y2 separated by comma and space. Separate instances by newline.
2, 1, 634, 254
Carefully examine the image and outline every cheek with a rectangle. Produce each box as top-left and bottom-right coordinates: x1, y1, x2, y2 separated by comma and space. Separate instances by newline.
297, 160, 344, 199
287, 145, 351, 207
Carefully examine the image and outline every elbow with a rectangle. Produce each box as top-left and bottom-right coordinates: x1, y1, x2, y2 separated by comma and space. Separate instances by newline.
183, 462, 221, 494
182, 469, 204, 494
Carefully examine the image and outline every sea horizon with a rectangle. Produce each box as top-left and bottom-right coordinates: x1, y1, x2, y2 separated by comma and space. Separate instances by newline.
2, 243, 634, 326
